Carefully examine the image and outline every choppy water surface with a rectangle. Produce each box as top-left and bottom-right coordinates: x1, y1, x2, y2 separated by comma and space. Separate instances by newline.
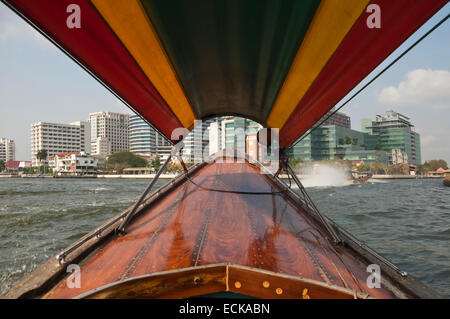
0, 177, 448, 297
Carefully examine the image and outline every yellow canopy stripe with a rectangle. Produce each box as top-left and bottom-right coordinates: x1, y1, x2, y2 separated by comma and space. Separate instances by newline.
267, 0, 370, 129
91, 0, 195, 128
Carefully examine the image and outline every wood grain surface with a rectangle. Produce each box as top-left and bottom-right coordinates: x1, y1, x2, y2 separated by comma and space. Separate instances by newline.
42, 161, 396, 298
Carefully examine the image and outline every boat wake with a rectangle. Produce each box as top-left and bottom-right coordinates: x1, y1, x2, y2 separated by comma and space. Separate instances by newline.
299, 164, 349, 188
367, 179, 388, 184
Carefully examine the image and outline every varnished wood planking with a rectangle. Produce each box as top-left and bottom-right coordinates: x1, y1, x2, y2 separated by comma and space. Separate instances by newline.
42, 161, 396, 298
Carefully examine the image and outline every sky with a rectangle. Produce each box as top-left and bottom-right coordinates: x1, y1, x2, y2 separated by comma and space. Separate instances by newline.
0, 2, 449, 163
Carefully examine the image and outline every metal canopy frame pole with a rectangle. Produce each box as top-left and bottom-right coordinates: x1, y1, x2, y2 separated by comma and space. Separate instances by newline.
116, 144, 182, 235
283, 159, 342, 245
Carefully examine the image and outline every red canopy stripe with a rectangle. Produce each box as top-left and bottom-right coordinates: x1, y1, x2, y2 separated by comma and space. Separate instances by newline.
6, 0, 182, 140
279, 0, 448, 149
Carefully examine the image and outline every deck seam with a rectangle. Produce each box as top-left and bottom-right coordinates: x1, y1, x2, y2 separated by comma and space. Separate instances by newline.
118, 184, 189, 281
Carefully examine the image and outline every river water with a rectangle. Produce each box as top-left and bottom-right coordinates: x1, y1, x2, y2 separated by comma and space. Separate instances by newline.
0, 177, 448, 297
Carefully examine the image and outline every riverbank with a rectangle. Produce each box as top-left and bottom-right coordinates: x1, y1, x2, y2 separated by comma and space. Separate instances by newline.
371, 175, 442, 179
96, 174, 178, 179
0, 173, 444, 180
0, 174, 178, 179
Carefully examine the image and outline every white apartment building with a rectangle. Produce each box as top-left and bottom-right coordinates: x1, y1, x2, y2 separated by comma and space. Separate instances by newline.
208, 121, 221, 155
89, 112, 129, 155
70, 121, 91, 154
91, 137, 112, 157
0, 138, 15, 162
31, 122, 89, 166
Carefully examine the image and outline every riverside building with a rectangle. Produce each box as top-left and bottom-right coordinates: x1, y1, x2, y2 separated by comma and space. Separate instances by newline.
320, 110, 351, 129
287, 124, 390, 164
182, 118, 219, 162
288, 110, 421, 165
30, 121, 89, 166
89, 112, 130, 156
207, 116, 271, 160
50, 151, 98, 175
0, 138, 15, 162
129, 114, 172, 159
361, 110, 421, 165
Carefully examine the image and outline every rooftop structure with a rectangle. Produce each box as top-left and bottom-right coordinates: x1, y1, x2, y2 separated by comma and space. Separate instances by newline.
320, 110, 351, 129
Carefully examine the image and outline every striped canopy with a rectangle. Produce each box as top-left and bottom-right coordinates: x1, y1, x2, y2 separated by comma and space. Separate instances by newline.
4, 0, 446, 149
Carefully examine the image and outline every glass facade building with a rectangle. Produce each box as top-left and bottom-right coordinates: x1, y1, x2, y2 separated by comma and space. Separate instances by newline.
221, 116, 261, 153
362, 110, 421, 165
129, 114, 171, 158
288, 110, 421, 165
287, 125, 389, 164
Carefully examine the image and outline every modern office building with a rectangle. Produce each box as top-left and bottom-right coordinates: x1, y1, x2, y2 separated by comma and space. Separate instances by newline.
320, 110, 351, 129
182, 118, 220, 162
288, 109, 372, 162
0, 138, 15, 162
129, 114, 172, 159
89, 112, 130, 155
221, 117, 261, 151
286, 125, 390, 163
288, 110, 421, 165
362, 110, 421, 165
30, 122, 89, 166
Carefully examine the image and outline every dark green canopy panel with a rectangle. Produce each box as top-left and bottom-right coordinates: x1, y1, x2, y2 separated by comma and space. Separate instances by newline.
142, 0, 319, 121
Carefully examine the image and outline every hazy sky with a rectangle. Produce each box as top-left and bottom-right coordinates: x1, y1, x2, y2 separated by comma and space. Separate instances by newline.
1, 3, 449, 162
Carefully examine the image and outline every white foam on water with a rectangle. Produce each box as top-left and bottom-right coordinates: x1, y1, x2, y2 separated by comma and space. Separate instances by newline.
367, 178, 388, 183
299, 164, 349, 188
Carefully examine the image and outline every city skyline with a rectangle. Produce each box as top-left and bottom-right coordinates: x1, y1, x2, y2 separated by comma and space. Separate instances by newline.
1, 2, 449, 163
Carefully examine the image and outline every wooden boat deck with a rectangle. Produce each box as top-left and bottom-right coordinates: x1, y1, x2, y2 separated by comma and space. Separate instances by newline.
40, 160, 396, 299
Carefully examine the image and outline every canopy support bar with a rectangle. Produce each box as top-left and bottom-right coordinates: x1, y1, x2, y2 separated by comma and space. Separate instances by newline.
116, 143, 183, 235
282, 159, 342, 245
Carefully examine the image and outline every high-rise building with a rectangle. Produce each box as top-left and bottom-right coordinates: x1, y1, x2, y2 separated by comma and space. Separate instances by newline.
287, 125, 390, 163
30, 122, 89, 166
89, 112, 130, 155
289, 110, 421, 165
129, 114, 171, 159
0, 138, 15, 162
90, 137, 111, 157
208, 121, 222, 155
218, 116, 263, 160
70, 121, 91, 154
185, 116, 265, 161
362, 110, 421, 165
320, 110, 351, 129
182, 118, 219, 162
